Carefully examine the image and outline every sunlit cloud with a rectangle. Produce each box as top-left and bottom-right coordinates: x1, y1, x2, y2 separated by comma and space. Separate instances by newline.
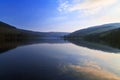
53, 0, 120, 32
58, 0, 118, 15
69, 64, 120, 80
61, 60, 120, 80
34, 0, 120, 32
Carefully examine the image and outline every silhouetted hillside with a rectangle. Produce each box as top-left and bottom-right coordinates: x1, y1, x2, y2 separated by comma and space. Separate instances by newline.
0, 21, 42, 41
0, 21, 16, 29
86, 28, 120, 49
65, 23, 120, 39
0, 21, 69, 41
65, 23, 120, 49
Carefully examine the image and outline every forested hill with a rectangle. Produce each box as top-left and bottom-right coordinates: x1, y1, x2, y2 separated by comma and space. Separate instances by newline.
64, 23, 120, 49
0, 21, 69, 41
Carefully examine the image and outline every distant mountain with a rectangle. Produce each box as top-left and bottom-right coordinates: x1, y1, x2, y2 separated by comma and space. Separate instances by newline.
40, 32, 69, 39
65, 23, 120, 49
65, 23, 120, 38
88, 28, 120, 49
0, 21, 69, 41
0, 21, 16, 29
0, 21, 69, 53
0, 21, 18, 34
0, 21, 42, 41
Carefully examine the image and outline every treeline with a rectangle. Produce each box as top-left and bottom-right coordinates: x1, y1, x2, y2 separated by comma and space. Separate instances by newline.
0, 21, 42, 42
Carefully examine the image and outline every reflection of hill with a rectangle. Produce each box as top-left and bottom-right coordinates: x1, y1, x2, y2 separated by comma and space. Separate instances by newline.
67, 39, 120, 53
0, 42, 17, 53
0, 39, 68, 54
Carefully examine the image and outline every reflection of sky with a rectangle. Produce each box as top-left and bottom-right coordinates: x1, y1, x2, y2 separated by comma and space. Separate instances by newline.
28, 43, 120, 80
1, 42, 120, 80
50, 43, 120, 80
67, 63, 120, 80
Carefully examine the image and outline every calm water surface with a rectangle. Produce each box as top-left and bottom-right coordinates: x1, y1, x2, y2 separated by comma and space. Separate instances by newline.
0, 39, 120, 80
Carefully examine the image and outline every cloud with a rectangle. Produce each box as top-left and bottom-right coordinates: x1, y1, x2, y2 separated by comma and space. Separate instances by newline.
58, 0, 70, 12
61, 60, 120, 80
69, 64, 120, 80
53, 0, 120, 32
58, 0, 118, 15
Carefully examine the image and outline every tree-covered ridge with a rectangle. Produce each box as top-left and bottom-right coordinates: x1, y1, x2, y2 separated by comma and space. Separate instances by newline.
65, 23, 120, 49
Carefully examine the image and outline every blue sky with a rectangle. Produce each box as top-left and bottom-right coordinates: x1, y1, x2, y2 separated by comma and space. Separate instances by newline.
0, 0, 120, 32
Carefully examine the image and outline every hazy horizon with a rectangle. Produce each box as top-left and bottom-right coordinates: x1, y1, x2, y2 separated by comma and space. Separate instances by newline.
0, 0, 120, 32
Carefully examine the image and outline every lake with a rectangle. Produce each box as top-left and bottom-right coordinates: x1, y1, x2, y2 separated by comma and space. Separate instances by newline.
0, 39, 120, 80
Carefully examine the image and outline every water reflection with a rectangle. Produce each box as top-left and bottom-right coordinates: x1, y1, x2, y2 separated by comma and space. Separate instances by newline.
0, 38, 120, 80
1, 38, 120, 54
0, 39, 68, 54
66, 39, 120, 53
60, 59, 120, 80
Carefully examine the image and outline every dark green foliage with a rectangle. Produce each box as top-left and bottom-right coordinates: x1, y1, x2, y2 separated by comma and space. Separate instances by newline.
65, 23, 120, 49
98, 28, 120, 48
0, 21, 43, 41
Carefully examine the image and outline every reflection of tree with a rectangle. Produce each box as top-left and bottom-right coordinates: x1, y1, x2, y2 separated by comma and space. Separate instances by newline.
0, 38, 68, 54
66, 39, 120, 53
0, 40, 25, 54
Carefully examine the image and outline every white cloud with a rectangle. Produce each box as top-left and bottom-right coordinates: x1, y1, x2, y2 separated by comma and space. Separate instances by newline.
69, 0, 117, 11
58, 0, 70, 12
54, 0, 120, 32
58, 0, 118, 15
